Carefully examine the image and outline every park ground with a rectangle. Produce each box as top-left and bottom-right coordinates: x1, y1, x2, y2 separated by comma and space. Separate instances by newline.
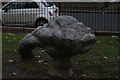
1, 32, 119, 78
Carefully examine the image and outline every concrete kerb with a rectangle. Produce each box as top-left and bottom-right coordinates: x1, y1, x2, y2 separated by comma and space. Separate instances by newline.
2, 26, 35, 33
2, 26, 119, 36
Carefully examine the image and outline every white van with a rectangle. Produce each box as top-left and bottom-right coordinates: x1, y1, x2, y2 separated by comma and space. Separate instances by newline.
1, 0, 59, 27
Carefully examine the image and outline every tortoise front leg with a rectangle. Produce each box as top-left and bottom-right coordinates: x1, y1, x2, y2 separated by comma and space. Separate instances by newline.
18, 33, 40, 60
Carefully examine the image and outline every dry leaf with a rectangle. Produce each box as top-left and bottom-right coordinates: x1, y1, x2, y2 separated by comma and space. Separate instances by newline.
12, 72, 16, 76
8, 60, 14, 63
83, 73, 86, 77
44, 62, 47, 64
117, 56, 120, 59
38, 60, 44, 63
104, 56, 108, 59
38, 56, 41, 58
11, 34, 13, 35
35, 56, 41, 58
14, 50, 17, 52
5, 36, 8, 38
8, 33, 13, 35
97, 41, 101, 44
8, 40, 11, 42
112, 35, 118, 39
13, 38, 16, 40
112, 35, 116, 38
16, 64, 19, 67
74, 74, 77, 77
8, 33, 11, 35
35, 56, 37, 57
112, 46, 115, 48
75, 62, 78, 64
84, 58, 87, 61
41, 50, 44, 52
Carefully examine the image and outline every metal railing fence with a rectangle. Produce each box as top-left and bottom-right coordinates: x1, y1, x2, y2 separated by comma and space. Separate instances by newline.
1, 2, 119, 32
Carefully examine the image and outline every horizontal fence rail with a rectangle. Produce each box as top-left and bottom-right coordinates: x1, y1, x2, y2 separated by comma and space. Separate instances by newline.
1, 2, 119, 33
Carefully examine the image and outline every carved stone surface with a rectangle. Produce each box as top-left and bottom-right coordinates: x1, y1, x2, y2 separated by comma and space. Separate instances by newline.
19, 16, 96, 77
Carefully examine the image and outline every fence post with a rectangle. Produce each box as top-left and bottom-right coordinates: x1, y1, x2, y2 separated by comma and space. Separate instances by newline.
58, 2, 61, 16
0, 2, 2, 26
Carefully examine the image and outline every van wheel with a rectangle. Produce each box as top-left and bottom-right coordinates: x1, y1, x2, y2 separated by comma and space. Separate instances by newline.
36, 19, 48, 27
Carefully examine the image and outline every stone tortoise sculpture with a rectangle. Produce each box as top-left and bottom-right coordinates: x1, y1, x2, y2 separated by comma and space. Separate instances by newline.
19, 16, 96, 77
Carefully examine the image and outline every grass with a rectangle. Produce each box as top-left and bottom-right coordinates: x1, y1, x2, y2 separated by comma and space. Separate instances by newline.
2, 32, 119, 78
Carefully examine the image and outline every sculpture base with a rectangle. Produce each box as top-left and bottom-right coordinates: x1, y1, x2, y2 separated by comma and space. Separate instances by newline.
48, 58, 73, 77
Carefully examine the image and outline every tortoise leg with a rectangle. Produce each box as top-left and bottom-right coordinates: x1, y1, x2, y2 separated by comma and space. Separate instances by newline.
18, 33, 40, 60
